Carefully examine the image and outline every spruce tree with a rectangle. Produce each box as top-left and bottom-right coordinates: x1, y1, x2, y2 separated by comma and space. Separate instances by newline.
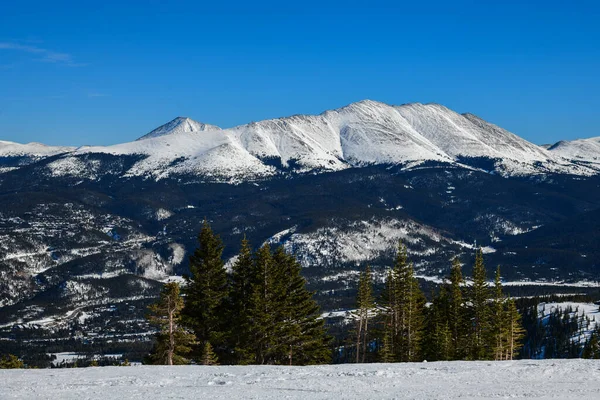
354, 265, 375, 363
0, 354, 24, 369
273, 247, 331, 365
380, 241, 425, 362
147, 282, 195, 365
491, 266, 507, 360
380, 269, 397, 362
505, 297, 525, 360
227, 236, 255, 364
448, 257, 467, 360
201, 342, 219, 365
181, 220, 228, 361
247, 244, 283, 364
468, 249, 491, 360
583, 330, 600, 359
424, 286, 452, 361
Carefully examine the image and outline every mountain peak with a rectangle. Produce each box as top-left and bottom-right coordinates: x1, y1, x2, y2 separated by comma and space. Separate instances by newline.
137, 117, 221, 141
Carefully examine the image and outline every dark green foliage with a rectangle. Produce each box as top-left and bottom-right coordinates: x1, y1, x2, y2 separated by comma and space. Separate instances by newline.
468, 249, 491, 360
181, 220, 228, 361
582, 329, 600, 359
380, 242, 425, 362
226, 236, 256, 365
448, 257, 467, 359
245, 245, 331, 365
178, 223, 331, 365
423, 287, 452, 361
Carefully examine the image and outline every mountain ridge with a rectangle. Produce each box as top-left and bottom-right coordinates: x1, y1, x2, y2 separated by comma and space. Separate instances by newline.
1, 100, 599, 180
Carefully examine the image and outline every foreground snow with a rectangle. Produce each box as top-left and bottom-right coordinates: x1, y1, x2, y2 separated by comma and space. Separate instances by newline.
3, 360, 600, 399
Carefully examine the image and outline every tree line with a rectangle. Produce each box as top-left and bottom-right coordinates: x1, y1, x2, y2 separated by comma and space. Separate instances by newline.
146, 221, 528, 365
145, 220, 331, 365
349, 243, 525, 363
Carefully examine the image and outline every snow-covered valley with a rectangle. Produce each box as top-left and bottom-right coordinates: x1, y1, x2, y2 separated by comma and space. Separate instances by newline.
2, 360, 600, 399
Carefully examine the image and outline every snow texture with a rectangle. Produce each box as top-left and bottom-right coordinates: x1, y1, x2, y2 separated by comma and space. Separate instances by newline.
2, 360, 600, 399
3, 100, 598, 180
548, 137, 600, 169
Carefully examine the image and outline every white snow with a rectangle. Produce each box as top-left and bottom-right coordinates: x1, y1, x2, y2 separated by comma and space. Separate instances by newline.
538, 302, 600, 344
3, 360, 600, 399
137, 117, 221, 141
0, 140, 74, 157
548, 137, 600, 170
4, 100, 598, 180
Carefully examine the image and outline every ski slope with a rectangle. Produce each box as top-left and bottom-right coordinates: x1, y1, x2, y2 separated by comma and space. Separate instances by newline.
2, 360, 600, 399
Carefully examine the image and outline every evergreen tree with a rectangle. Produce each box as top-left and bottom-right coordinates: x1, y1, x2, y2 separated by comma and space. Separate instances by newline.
146, 282, 195, 365
505, 297, 525, 360
491, 266, 507, 360
468, 249, 491, 360
181, 220, 228, 361
246, 245, 331, 365
0, 354, 24, 369
424, 286, 452, 361
448, 257, 467, 359
354, 265, 375, 363
380, 269, 397, 362
380, 242, 425, 362
201, 342, 219, 365
583, 330, 600, 359
247, 244, 285, 364
273, 247, 331, 365
227, 236, 255, 364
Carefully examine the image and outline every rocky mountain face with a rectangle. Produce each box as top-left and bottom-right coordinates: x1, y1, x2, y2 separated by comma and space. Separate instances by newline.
1, 100, 599, 354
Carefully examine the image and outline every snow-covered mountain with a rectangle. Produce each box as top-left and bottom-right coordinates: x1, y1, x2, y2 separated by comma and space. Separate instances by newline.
547, 137, 600, 168
136, 116, 221, 141
2, 100, 598, 181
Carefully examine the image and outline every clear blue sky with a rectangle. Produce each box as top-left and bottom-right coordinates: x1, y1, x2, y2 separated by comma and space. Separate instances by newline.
1, 0, 599, 146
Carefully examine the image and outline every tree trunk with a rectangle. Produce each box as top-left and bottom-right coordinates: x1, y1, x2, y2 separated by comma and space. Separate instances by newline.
168, 298, 174, 366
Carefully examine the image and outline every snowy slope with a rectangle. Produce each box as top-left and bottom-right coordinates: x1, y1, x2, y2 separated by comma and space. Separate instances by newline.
3, 360, 600, 399
136, 117, 221, 141
547, 137, 600, 169
3, 100, 599, 180
0, 140, 74, 157
538, 302, 600, 345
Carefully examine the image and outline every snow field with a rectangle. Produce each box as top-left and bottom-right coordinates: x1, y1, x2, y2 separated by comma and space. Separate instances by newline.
2, 360, 600, 399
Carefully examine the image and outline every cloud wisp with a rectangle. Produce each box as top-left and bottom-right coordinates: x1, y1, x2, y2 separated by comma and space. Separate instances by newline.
0, 42, 86, 67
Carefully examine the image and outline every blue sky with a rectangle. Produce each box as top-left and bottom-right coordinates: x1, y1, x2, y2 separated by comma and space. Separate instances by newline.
1, 0, 598, 146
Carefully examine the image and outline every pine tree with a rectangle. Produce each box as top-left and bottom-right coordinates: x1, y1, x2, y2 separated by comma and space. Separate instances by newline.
491, 266, 506, 360
380, 242, 425, 362
0, 354, 24, 369
424, 286, 452, 361
146, 282, 195, 365
181, 220, 228, 361
201, 342, 219, 365
448, 257, 467, 360
227, 236, 255, 364
583, 330, 600, 359
468, 249, 491, 360
247, 243, 283, 364
505, 297, 525, 360
273, 247, 331, 365
354, 265, 375, 363
380, 269, 397, 362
